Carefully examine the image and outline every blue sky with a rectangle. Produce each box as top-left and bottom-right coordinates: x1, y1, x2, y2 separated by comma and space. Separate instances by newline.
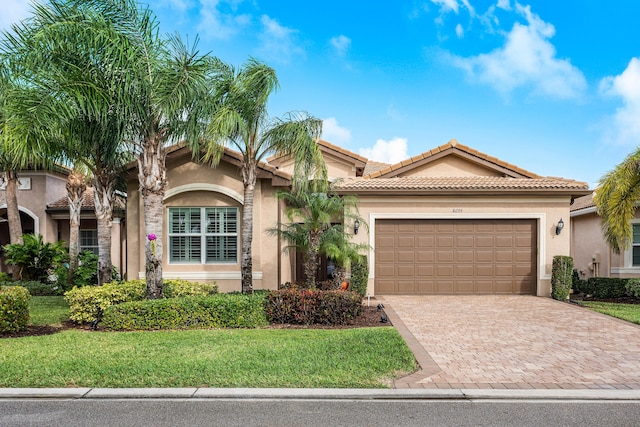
3, 1, 640, 188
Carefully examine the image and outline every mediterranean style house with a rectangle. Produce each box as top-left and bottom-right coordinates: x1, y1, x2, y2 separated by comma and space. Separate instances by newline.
125, 139, 590, 297
570, 192, 640, 281
0, 167, 127, 277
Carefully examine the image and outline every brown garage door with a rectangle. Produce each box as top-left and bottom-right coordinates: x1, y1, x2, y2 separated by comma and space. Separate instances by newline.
375, 219, 537, 295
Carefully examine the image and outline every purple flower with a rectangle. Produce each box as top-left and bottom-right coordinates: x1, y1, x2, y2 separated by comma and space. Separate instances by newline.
148, 233, 157, 241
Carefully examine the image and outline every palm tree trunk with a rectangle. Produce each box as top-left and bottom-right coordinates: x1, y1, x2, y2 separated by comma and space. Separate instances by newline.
4, 171, 23, 246
138, 134, 166, 299
92, 175, 114, 285
66, 171, 86, 285
241, 173, 255, 294
304, 233, 321, 289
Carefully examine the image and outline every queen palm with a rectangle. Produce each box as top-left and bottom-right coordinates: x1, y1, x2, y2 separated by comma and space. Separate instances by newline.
200, 59, 326, 293
2, 0, 216, 295
594, 148, 640, 252
269, 189, 362, 289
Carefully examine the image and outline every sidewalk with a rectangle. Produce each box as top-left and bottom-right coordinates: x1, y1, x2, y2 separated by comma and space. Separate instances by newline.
1, 387, 640, 401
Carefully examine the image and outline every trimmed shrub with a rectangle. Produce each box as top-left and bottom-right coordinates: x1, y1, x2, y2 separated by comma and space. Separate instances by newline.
65, 280, 146, 323
583, 278, 628, 299
163, 279, 218, 298
571, 269, 587, 294
4, 280, 62, 296
65, 279, 219, 324
625, 278, 640, 298
101, 293, 268, 330
265, 289, 363, 326
350, 255, 368, 298
551, 256, 573, 300
0, 286, 30, 333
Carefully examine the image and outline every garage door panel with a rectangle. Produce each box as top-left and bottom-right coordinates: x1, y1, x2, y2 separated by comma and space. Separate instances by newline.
456, 280, 475, 293
456, 250, 474, 262
437, 250, 454, 262
375, 219, 537, 295
377, 250, 396, 263
396, 250, 415, 262
417, 250, 435, 262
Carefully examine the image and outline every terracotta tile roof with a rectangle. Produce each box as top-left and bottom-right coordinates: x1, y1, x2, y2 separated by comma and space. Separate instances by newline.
363, 160, 391, 176
364, 139, 540, 179
570, 192, 596, 212
47, 187, 126, 211
333, 176, 590, 193
317, 139, 368, 163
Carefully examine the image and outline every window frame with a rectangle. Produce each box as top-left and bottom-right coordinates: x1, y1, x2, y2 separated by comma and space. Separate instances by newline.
167, 207, 239, 265
79, 229, 99, 255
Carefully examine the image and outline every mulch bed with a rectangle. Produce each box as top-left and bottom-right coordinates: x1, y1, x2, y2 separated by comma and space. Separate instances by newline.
577, 296, 640, 305
1, 306, 391, 338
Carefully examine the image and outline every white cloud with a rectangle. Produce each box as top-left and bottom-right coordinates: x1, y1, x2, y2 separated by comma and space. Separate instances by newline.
256, 15, 304, 63
359, 138, 409, 164
0, 0, 32, 32
330, 35, 351, 57
322, 118, 352, 145
430, 0, 475, 17
599, 58, 640, 146
196, 0, 250, 40
455, 23, 464, 38
496, 0, 511, 10
449, 3, 586, 100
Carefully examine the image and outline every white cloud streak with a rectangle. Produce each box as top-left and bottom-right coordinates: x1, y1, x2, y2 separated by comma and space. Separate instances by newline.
449, 3, 586, 100
196, 0, 250, 40
330, 35, 351, 57
600, 58, 640, 146
322, 118, 352, 145
256, 15, 304, 63
359, 138, 409, 164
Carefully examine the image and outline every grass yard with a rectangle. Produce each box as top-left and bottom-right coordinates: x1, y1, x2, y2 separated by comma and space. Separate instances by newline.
0, 296, 417, 388
29, 296, 69, 326
581, 301, 640, 325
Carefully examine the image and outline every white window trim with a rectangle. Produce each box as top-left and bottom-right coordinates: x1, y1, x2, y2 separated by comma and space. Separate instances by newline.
622, 219, 640, 269
167, 207, 239, 265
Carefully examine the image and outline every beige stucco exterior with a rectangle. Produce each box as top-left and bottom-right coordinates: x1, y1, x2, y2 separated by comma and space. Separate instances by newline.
125, 139, 589, 296
570, 196, 640, 280
351, 196, 571, 297
126, 148, 291, 292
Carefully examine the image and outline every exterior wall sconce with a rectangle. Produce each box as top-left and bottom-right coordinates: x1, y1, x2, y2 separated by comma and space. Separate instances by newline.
354, 219, 360, 235
555, 218, 564, 235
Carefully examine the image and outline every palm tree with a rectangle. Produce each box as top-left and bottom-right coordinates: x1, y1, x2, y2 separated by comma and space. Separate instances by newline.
594, 149, 640, 252
66, 168, 88, 284
2, 0, 216, 294
269, 189, 363, 289
321, 228, 369, 289
1, 1, 135, 285
200, 58, 326, 293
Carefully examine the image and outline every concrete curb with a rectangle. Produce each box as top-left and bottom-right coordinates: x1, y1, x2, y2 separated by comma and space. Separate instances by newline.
1, 388, 639, 401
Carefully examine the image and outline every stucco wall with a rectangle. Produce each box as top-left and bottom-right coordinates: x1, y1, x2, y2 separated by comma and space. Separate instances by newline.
399, 156, 503, 178
351, 195, 572, 297
570, 211, 610, 280
127, 158, 286, 293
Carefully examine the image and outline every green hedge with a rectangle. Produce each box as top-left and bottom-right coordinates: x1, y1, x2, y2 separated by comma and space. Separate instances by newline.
350, 256, 368, 298
65, 279, 218, 324
0, 286, 30, 333
101, 293, 268, 330
581, 278, 629, 299
551, 256, 573, 300
0, 280, 62, 296
265, 289, 363, 326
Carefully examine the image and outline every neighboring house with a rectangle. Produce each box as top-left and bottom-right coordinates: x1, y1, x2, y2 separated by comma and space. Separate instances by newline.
125, 139, 590, 297
570, 192, 639, 281
46, 187, 127, 278
0, 167, 126, 277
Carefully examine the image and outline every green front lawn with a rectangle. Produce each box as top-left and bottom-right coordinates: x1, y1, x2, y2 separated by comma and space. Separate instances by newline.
0, 296, 416, 388
29, 296, 69, 326
581, 301, 640, 325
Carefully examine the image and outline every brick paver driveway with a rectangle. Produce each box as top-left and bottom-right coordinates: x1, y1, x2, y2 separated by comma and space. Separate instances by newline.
381, 295, 640, 390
